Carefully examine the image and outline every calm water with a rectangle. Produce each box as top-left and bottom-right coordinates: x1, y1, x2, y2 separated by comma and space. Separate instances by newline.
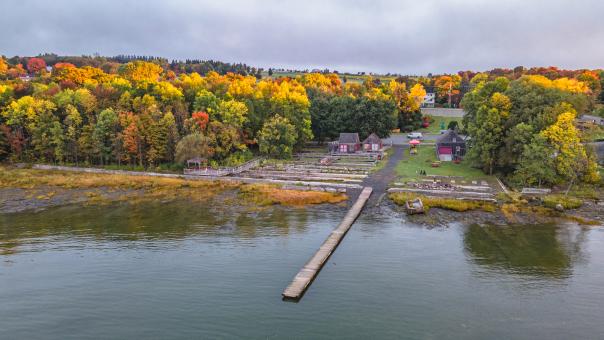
1, 201, 604, 339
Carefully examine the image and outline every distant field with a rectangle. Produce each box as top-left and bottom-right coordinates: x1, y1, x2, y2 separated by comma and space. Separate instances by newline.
263, 71, 398, 84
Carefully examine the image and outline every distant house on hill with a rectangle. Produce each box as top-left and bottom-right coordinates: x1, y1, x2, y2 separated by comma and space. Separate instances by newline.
436, 130, 466, 161
362, 133, 382, 152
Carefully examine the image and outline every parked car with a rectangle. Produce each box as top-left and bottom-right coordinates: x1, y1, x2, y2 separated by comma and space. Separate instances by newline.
406, 132, 424, 140
440, 129, 449, 134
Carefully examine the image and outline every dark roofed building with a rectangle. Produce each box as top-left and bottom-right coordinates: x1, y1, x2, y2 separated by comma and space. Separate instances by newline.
436, 130, 466, 161
338, 133, 361, 153
362, 133, 383, 152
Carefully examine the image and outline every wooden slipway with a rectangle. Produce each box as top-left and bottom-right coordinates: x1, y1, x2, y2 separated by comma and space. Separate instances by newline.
282, 187, 373, 300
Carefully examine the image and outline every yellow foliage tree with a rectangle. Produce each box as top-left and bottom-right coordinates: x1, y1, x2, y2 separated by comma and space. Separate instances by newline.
0, 57, 8, 76
227, 75, 256, 99
489, 92, 512, 117
540, 111, 600, 184
120, 61, 163, 82
408, 84, 427, 112
154, 81, 183, 102
524, 75, 590, 94
298, 73, 342, 94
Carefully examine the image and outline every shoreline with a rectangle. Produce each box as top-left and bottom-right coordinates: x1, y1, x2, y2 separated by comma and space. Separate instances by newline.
1, 165, 602, 227
0, 166, 348, 214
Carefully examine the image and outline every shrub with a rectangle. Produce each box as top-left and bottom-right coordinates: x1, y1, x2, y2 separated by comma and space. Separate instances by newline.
389, 192, 495, 212
542, 194, 583, 209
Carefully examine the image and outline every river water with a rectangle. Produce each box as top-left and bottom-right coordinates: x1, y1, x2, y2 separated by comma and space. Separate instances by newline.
1, 201, 604, 339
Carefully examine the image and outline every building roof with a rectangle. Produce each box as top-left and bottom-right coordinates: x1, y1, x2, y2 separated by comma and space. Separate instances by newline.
339, 133, 360, 144
436, 130, 465, 144
362, 133, 382, 144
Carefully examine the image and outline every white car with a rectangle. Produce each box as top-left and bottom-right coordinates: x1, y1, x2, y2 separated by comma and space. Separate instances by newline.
406, 132, 424, 140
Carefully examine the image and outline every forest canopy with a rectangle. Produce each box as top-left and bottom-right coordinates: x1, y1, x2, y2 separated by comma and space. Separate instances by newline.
0, 55, 421, 165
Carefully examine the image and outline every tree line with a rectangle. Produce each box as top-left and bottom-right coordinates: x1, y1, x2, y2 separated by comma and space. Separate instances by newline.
461, 75, 601, 188
0, 57, 423, 167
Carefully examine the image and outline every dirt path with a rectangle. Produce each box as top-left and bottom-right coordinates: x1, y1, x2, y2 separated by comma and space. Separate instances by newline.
361, 145, 406, 207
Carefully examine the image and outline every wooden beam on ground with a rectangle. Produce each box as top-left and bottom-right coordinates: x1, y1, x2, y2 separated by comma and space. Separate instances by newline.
282, 187, 373, 301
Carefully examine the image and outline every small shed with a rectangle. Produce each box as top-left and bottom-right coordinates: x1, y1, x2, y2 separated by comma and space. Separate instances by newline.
337, 133, 361, 153
362, 133, 382, 152
436, 130, 466, 161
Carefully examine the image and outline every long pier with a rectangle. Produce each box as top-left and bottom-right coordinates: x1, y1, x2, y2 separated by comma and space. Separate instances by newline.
282, 186, 373, 300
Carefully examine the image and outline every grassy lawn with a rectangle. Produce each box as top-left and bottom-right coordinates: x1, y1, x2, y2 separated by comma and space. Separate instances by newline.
262, 71, 397, 85
395, 145, 489, 181
417, 115, 463, 133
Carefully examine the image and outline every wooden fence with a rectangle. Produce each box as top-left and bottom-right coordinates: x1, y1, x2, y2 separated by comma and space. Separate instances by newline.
183, 157, 264, 177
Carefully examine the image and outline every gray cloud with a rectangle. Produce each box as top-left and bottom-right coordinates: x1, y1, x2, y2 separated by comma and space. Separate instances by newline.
1, 0, 603, 74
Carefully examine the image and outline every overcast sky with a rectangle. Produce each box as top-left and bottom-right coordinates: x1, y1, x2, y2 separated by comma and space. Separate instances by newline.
1, 0, 603, 74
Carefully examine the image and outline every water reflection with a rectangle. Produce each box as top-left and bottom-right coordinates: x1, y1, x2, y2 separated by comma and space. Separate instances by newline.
0, 200, 342, 255
463, 223, 587, 278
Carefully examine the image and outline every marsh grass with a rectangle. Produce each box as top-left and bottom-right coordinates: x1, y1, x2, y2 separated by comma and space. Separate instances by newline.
0, 166, 347, 207
389, 192, 496, 212
542, 195, 583, 209
239, 184, 348, 206
0, 166, 239, 203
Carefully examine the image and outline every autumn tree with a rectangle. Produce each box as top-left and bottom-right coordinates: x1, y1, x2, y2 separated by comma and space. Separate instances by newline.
175, 132, 213, 163
434, 75, 461, 105
206, 121, 246, 160
147, 112, 178, 165
193, 89, 220, 113
63, 105, 82, 164
0, 57, 8, 77
466, 105, 505, 175
514, 135, 558, 187
27, 57, 47, 74
540, 111, 600, 188
7, 64, 26, 79
388, 80, 424, 131
120, 112, 144, 166
258, 115, 297, 159
0, 125, 10, 160
93, 108, 119, 165
215, 99, 247, 128
119, 61, 163, 83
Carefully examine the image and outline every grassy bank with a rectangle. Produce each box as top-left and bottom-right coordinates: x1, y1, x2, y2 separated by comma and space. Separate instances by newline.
239, 184, 347, 207
389, 192, 496, 212
0, 166, 237, 202
0, 166, 348, 208
395, 145, 488, 181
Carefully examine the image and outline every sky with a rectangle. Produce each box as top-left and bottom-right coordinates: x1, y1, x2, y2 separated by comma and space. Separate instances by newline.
1, 0, 603, 75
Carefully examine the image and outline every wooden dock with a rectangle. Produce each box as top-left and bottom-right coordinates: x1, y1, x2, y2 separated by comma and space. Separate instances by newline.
282, 186, 373, 300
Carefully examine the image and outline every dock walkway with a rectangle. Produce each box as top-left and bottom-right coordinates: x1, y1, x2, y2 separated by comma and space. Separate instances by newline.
282, 186, 373, 300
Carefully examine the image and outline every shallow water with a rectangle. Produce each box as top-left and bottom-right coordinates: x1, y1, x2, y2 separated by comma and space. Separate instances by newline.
1, 201, 604, 339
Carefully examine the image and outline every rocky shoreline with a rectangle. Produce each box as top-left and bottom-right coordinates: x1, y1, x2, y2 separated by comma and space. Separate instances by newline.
2, 182, 602, 229
388, 199, 604, 227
